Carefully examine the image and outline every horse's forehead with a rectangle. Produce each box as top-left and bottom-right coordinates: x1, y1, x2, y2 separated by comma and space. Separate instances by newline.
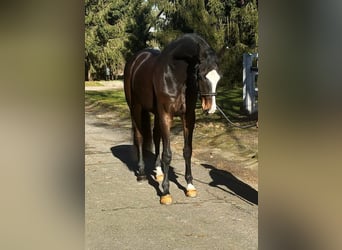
205, 69, 220, 84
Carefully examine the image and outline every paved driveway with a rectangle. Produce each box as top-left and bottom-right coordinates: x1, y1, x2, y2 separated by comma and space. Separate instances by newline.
85, 91, 258, 249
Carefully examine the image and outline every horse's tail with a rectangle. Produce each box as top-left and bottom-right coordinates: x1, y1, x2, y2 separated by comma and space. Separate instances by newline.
123, 58, 132, 108
141, 110, 152, 151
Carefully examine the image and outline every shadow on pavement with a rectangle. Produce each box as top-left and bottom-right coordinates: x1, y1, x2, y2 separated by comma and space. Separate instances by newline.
201, 164, 258, 205
110, 145, 186, 196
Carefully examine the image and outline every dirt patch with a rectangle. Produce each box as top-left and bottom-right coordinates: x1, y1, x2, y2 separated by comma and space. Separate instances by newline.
170, 119, 258, 190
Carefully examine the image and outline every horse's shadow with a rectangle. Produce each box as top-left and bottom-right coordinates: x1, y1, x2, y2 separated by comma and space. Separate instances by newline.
201, 164, 258, 205
110, 145, 187, 197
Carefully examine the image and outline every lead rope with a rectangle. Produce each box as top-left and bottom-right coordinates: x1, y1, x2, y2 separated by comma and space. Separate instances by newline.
216, 105, 257, 129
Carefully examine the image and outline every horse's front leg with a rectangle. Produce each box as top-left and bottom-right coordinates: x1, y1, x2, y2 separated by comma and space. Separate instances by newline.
182, 111, 197, 197
159, 113, 173, 205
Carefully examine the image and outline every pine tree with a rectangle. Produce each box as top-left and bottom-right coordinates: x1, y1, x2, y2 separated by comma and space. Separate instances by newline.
85, 0, 258, 85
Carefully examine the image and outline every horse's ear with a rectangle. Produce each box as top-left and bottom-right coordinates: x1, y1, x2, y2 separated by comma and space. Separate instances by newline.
217, 45, 229, 61
217, 46, 225, 59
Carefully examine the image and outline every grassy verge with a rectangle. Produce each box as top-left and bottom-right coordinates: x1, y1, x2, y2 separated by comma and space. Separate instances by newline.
85, 83, 256, 125
217, 84, 244, 118
85, 81, 104, 87
85, 89, 129, 119
196, 84, 257, 126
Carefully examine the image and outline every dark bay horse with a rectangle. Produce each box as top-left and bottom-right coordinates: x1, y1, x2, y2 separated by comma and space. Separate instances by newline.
124, 33, 221, 204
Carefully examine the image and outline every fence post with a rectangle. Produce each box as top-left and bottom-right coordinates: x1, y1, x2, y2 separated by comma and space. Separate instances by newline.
243, 53, 258, 114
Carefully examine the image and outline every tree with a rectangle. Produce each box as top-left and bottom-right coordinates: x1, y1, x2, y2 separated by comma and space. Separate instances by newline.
124, 0, 154, 59
85, 0, 157, 80
151, 0, 225, 50
85, 0, 258, 85
85, 0, 131, 80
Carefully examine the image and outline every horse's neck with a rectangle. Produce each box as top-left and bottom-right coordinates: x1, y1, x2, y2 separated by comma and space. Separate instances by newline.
167, 41, 199, 63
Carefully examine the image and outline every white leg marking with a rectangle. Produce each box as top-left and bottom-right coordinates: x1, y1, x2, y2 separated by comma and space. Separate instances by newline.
187, 183, 196, 191
155, 166, 163, 176
205, 69, 220, 114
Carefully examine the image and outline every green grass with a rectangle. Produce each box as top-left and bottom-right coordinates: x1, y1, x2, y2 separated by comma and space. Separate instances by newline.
85, 89, 129, 118
196, 83, 255, 126
85, 83, 255, 126
85, 81, 104, 87
216, 84, 244, 118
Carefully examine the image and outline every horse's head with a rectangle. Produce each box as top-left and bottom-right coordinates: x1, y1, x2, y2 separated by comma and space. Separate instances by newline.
197, 48, 221, 114
161, 33, 221, 113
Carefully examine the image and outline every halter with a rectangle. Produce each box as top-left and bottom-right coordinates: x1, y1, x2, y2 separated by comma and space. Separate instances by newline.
196, 68, 219, 98
199, 92, 217, 97
196, 76, 217, 97
195, 57, 220, 97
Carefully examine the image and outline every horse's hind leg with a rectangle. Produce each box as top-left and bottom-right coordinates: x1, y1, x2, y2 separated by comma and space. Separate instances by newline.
133, 124, 146, 181
153, 114, 163, 182
132, 108, 147, 181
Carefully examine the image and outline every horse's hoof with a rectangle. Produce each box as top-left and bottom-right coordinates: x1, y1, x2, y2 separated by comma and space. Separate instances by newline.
160, 194, 172, 205
137, 175, 147, 182
155, 174, 164, 182
186, 189, 197, 198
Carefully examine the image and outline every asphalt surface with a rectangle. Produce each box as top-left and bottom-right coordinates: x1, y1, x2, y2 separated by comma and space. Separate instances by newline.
85, 86, 258, 250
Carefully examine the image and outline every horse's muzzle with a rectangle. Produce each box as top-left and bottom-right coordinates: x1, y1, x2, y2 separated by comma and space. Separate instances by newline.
201, 96, 211, 111
201, 96, 216, 114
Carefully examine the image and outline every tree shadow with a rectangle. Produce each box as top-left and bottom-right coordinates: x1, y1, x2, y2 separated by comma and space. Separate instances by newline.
110, 145, 186, 196
201, 164, 258, 205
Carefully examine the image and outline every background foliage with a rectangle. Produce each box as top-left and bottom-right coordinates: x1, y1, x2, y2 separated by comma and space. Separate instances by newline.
85, 0, 258, 87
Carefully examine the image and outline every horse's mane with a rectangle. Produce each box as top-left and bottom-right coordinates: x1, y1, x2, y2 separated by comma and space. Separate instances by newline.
161, 33, 218, 73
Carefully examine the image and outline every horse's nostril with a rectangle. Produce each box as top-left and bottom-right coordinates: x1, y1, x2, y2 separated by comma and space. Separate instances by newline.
201, 96, 212, 111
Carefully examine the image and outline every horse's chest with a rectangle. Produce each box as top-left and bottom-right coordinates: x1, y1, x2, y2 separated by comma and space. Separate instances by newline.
158, 82, 187, 114
167, 93, 186, 114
